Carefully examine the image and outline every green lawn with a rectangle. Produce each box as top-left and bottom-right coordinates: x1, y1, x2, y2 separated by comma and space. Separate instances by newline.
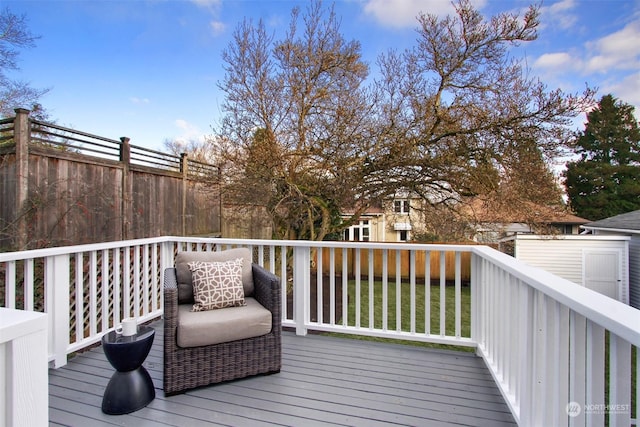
328, 279, 473, 351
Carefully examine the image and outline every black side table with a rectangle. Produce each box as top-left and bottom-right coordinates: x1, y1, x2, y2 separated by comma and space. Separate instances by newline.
101, 325, 155, 414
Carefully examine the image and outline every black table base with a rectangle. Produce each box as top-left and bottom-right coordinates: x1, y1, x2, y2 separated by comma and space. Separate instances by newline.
101, 326, 155, 415
102, 367, 155, 414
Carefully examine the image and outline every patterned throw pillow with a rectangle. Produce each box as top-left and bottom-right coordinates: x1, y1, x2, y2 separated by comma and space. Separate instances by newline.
188, 258, 247, 311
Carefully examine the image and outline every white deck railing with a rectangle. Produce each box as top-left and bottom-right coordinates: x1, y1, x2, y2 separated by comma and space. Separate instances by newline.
1, 237, 638, 426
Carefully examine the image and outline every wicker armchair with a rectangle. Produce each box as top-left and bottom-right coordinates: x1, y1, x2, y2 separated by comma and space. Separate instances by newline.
163, 257, 281, 396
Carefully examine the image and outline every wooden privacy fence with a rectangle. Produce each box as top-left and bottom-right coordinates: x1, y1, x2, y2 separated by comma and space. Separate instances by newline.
0, 109, 221, 250
315, 245, 472, 282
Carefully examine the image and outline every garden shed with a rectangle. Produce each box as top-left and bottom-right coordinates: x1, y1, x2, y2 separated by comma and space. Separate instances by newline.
512, 234, 631, 305
580, 209, 640, 310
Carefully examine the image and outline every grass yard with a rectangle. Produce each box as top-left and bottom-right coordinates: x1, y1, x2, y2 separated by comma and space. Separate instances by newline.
327, 278, 473, 351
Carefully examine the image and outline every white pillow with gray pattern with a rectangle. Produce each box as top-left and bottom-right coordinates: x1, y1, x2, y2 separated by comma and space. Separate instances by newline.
187, 258, 247, 311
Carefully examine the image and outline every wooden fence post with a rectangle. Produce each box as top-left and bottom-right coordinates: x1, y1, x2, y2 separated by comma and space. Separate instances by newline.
13, 108, 30, 250
120, 137, 131, 240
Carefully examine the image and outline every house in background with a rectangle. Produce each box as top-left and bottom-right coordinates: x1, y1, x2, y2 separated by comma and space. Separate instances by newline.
342, 192, 429, 242
341, 193, 590, 244
462, 197, 590, 243
341, 205, 384, 242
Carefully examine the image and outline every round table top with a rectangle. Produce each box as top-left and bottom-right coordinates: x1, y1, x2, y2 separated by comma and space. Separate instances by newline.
102, 325, 155, 346
102, 325, 155, 372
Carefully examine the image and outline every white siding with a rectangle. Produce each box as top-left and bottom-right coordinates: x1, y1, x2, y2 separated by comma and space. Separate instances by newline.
513, 235, 630, 304
629, 236, 640, 309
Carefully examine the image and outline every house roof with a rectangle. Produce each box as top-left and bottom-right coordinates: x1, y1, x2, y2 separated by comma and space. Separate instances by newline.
462, 197, 590, 225
546, 212, 592, 225
582, 210, 640, 232
341, 205, 384, 216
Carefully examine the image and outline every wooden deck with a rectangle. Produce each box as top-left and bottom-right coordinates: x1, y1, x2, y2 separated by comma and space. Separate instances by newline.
48, 322, 516, 426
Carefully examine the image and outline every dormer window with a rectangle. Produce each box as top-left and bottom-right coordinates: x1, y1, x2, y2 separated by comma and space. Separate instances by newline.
394, 200, 410, 214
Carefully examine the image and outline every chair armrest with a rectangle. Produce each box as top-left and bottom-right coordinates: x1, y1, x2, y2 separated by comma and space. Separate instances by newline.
252, 264, 281, 327
163, 268, 179, 331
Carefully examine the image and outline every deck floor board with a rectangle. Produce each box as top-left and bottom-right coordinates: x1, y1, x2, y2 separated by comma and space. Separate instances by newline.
49, 321, 516, 426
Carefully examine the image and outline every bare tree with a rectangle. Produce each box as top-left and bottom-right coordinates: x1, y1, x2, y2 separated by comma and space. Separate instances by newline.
369, 0, 592, 234
163, 137, 217, 165
213, 0, 593, 241
0, 7, 50, 120
214, 1, 374, 240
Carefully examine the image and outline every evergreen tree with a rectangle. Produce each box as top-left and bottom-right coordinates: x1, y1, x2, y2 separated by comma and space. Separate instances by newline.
564, 94, 640, 220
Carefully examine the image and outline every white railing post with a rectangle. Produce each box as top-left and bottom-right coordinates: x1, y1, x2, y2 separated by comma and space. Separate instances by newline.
470, 254, 480, 346
609, 334, 631, 427
160, 240, 175, 273
293, 246, 310, 336
0, 308, 48, 427
46, 254, 70, 368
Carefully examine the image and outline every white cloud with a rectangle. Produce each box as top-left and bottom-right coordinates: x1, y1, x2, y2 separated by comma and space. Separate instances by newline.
602, 71, 640, 115
175, 118, 196, 133
191, 0, 226, 37
534, 52, 574, 70
174, 119, 206, 143
191, 0, 221, 8
539, 0, 577, 30
209, 20, 226, 36
585, 19, 640, 73
130, 97, 150, 105
534, 10, 640, 101
363, 0, 487, 28
266, 14, 284, 29
547, 0, 575, 13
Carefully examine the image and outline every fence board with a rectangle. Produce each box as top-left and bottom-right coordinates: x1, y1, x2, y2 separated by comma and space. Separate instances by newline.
317, 246, 472, 282
0, 111, 221, 249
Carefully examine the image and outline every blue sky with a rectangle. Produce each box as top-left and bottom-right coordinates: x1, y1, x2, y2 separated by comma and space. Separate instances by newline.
5, 0, 640, 152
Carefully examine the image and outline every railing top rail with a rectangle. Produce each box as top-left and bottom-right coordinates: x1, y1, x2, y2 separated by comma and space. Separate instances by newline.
27, 118, 217, 174
0, 236, 171, 261
473, 245, 640, 346
512, 234, 631, 241
0, 117, 15, 126
31, 119, 121, 145
170, 236, 479, 252
129, 143, 181, 165
0, 237, 477, 262
189, 158, 218, 168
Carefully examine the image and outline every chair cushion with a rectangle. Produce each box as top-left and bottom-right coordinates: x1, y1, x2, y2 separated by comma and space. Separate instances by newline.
176, 248, 254, 303
176, 297, 272, 347
188, 259, 246, 311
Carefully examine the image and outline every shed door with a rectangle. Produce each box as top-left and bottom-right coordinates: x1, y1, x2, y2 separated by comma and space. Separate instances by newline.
582, 249, 622, 300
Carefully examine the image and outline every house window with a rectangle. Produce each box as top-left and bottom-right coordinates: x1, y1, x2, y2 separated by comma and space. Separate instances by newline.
398, 230, 408, 242
394, 200, 410, 214
344, 220, 371, 242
